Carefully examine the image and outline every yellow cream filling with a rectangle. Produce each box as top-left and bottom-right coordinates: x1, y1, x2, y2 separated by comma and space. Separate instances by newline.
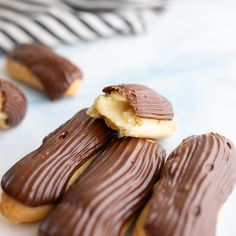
0, 92, 9, 129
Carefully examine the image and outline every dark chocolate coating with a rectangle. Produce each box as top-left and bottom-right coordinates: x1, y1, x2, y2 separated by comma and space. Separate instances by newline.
0, 79, 27, 127
144, 133, 236, 236
39, 138, 165, 236
103, 84, 174, 120
8, 43, 82, 100
1, 109, 116, 206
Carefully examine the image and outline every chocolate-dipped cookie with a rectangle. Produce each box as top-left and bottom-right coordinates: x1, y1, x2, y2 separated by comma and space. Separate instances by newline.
133, 133, 236, 236
0, 79, 27, 129
87, 84, 176, 139
6, 43, 82, 100
1, 109, 116, 223
39, 138, 166, 236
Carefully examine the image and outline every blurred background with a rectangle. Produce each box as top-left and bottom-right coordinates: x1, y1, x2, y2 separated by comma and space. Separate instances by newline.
0, 0, 236, 235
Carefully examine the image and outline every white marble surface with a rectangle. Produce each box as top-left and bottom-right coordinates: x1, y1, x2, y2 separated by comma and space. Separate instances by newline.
0, 0, 236, 235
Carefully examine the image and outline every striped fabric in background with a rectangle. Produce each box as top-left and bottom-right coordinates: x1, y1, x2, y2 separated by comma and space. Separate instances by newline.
0, 0, 166, 54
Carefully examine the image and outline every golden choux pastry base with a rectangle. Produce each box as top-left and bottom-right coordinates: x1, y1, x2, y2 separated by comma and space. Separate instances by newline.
132, 203, 151, 236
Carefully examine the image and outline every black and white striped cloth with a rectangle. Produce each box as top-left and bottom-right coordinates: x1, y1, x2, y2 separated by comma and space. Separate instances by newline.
0, 0, 166, 54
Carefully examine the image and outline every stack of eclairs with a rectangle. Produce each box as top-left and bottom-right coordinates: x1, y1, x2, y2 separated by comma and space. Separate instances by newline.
0, 44, 236, 236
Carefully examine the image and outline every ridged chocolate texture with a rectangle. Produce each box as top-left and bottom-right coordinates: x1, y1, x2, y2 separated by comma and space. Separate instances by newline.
144, 133, 236, 236
1, 109, 116, 206
103, 84, 174, 120
39, 138, 166, 236
0, 79, 27, 126
8, 43, 82, 100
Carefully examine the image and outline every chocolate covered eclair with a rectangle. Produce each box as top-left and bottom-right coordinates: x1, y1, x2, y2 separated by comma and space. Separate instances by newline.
0, 79, 27, 129
87, 84, 176, 139
6, 43, 82, 100
39, 138, 166, 236
1, 109, 116, 223
133, 133, 236, 236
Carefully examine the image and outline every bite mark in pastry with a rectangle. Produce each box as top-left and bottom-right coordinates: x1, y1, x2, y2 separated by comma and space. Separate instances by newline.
87, 84, 176, 139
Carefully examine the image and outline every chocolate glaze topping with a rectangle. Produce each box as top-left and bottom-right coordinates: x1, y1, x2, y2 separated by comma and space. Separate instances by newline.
0, 79, 27, 127
144, 133, 236, 236
1, 109, 116, 206
8, 43, 82, 100
103, 84, 174, 120
39, 138, 165, 236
